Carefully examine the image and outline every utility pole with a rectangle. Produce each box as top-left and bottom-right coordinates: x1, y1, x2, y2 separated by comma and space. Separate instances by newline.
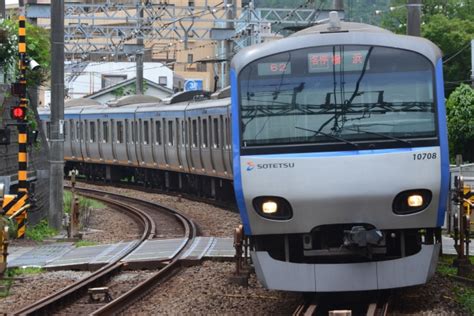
222, 0, 234, 88
407, 0, 421, 36
471, 39, 473, 88
49, 0, 64, 230
136, 0, 144, 95
0, 0, 5, 19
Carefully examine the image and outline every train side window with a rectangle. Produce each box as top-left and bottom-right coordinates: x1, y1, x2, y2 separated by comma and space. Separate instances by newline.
132, 121, 137, 143
155, 120, 162, 145
90, 121, 96, 142
70, 120, 74, 140
181, 120, 185, 146
125, 120, 130, 143
103, 121, 109, 143
225, 117, 230, 146
213, 117, 219, 148
117, 121, 124, 143
76, 121, 80, 141
143, 120, 149, 145
175, 118, 180, 146
192, 119, 198, 147
168, 120, 173, 146
202, 118, 208, 148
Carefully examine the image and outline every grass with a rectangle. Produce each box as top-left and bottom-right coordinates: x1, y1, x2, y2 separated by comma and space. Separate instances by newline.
25, 219, 57, 241
437, 254, 474, 314
64, 191, 105, 214
0, 267, 44, 297
75, 240, 98, 247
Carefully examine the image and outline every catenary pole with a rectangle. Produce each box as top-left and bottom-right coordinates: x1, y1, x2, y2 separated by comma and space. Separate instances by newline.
136, 0, 144, 95
407, 0, 421, 36
49, 0, 64, 230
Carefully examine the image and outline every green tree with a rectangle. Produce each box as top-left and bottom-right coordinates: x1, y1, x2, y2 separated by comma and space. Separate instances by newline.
422, 15, 474, 94
0, 19, 51, 86
446, 84, 474, 162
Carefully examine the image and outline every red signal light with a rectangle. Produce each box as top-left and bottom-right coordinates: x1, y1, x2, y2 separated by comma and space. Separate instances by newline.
11, 106, 26, 120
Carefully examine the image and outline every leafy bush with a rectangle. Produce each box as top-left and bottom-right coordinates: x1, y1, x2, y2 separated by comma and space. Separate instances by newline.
25, 219, 57, 241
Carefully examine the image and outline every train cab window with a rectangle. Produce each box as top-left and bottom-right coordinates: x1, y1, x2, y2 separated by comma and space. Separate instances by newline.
213, 117, 219, 148
89, 121, 96, 142
102, 121, 109, 143
192, 119, 198, 147
168, 120, 173, 146
143, 120, 150, 145
155, 120, 162, 145
117, 121, 124, 143
202, 118, 208, 148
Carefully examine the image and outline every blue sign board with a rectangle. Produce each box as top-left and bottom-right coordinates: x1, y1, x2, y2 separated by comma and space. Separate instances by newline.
184, 79, 203, 91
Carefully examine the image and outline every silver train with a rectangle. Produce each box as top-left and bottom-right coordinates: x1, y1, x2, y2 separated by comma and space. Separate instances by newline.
231, 20, 449, 292
40, 90, 235, 199
40, 19, 449, 293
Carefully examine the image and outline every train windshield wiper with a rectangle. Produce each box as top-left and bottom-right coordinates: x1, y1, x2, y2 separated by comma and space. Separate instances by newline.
343, 126, 412, 146
295, 126, 358, 148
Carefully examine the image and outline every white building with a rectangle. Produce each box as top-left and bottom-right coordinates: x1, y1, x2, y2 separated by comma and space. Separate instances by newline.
65, 62, 183, 100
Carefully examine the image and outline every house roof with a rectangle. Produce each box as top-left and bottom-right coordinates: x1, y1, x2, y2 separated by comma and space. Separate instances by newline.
84, 77, 174, 100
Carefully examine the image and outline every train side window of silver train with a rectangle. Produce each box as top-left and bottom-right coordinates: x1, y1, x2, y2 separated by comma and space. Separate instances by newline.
213, 117, 219, 148
192, 119, 198, 148
90, 121, 96, 143
69, 120, 74, 140
143, 120, 150, 145
155, 120, 162, 145
175, 118, 180, 146
131, 121, 137, 143
76, 122, 80, 141
117, 121, 124, 143
103, 121, 109, 143
168, 120, 173, 146
181, 121, 186, 146
125, 119, 130, 143
202, 118, 208, 148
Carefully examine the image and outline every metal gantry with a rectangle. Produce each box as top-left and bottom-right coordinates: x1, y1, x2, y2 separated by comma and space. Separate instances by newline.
26, 2, 342, 56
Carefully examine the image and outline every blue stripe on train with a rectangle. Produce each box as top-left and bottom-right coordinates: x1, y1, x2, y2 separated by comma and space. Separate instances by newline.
231, 69, 252, 234
436, 58, 449, 227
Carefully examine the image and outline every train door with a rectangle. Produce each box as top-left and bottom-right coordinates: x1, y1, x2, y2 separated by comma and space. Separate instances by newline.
101, 120, 114, 163
149, 118, 158, 167
178, 118, 189, 172
190, 117, 203, 171
164, 118, 179, 170
98, 119, 104, 161
65, 119, 73, 159
186, 117, 195, 172
125, 119, 133, 163
176, 118, 183, 168
223, 115, 232, 176
200, 116, 213, 173
111, 119, 117, 162
154, 119, 165, 168
84, 120, 91, 160
210, 115, 225, 176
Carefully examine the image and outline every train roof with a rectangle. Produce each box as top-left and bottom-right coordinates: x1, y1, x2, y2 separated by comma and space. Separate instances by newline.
231, 21, 442, 74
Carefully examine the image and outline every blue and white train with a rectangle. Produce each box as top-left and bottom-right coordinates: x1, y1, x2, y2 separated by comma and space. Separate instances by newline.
231, 19, 449, 291
39, 19, 448, 292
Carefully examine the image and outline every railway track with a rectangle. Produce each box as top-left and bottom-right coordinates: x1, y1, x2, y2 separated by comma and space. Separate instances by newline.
293, 291, 391, 316
14, 187, 197, 315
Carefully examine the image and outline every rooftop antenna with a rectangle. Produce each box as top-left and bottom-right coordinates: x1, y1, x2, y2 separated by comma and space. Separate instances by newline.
327, 11, 341, 32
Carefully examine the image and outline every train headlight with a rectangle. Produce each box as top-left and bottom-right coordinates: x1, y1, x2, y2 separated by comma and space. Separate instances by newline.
407, 194, 423, 207
262, 201, 278, 214
252, 196, 293, 220
392, 189, 432, 215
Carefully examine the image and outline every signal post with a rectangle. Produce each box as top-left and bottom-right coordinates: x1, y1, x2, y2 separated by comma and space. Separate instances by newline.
1, 15, 31, 238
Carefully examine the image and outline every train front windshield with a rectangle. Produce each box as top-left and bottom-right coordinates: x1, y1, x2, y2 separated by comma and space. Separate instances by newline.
238, 45, 437, 153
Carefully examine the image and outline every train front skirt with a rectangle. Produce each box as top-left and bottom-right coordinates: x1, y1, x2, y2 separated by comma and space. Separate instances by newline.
251, 243, 440, 292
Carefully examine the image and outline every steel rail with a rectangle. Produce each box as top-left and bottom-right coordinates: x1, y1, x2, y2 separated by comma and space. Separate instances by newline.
89, 190, 197, 315
15, 188, 156, 316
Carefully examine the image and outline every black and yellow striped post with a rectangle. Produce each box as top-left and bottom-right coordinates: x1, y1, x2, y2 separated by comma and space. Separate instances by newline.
2, 16, 30, 238
15, 15, 28, 238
